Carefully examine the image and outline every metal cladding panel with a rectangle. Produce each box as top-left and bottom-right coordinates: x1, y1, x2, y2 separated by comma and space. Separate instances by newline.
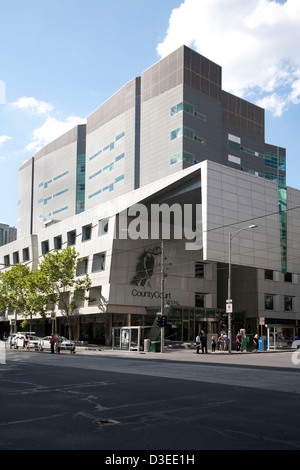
202, 161, 282, 271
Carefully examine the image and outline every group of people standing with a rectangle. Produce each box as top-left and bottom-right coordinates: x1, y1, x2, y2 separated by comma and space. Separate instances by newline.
196, 331, 260, 353
196, 331, 230, 354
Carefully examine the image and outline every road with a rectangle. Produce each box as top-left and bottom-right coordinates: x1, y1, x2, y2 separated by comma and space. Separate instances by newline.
0, 347, 300, 452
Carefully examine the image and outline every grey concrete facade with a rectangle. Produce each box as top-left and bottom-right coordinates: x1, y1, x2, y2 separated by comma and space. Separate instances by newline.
1, 46, 298, 345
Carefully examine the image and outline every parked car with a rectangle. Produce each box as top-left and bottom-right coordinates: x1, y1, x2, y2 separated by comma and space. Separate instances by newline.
291, 340, 300, 349
10, 333, 40, 350
39, 336, 76, 352
7, 333, 18, 348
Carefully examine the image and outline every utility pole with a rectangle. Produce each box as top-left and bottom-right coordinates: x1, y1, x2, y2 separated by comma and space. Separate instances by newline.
160, 240, 165, 353
227, 224, 257, 353
160, 241, 165, 353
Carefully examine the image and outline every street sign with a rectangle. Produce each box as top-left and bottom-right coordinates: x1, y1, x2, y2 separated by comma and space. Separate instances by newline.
226, 300, 233, 313
259, 317, 265, 326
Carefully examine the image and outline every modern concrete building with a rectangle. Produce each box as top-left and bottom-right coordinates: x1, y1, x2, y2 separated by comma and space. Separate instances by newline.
1, 46, 299, 346
0, 223, 17, 247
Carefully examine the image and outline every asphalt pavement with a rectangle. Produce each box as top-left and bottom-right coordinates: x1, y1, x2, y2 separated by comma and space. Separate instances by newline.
1, 345, 300, 451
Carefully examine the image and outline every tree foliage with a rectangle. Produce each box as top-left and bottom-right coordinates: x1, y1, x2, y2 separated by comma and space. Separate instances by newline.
0, 247, 91, 338
38, 246, 91, 338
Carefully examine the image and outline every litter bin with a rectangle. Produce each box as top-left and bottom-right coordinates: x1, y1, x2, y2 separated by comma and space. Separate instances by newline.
259, 336, 267, 352
144, 339, 151, 352
246, 334, 254, 352
151, 341, 161, 353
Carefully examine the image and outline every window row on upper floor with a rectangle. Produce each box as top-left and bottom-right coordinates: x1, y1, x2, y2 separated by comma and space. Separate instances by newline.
3, 247, 30, 267
41, 218, 109, 255
171, 101, 207, 121
89, 131, 125, 162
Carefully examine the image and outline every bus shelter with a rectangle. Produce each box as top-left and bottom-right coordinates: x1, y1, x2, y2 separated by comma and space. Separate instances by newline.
266, 324, 298, 350
112, 326, 152, 351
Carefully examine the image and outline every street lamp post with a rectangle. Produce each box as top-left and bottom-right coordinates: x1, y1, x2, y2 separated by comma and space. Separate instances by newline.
160, 240, 165, 354
227, 224, 257, 353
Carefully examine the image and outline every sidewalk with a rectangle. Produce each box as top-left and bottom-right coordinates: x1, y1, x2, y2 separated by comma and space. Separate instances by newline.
75, 343, 294, 364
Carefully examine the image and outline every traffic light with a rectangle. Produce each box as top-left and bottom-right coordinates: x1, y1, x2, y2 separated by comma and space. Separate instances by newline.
157, 315, 167, 327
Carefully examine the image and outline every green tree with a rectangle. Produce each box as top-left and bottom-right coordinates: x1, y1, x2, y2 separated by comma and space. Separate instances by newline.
0, 264, 49, 332
39, 246, 91, 339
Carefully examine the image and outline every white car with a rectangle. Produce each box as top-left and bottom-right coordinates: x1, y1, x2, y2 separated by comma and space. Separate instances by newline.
11, 333, 40, 350
7, 333, 18, 348
291, 340, 300, 349
39, 336, 76, 352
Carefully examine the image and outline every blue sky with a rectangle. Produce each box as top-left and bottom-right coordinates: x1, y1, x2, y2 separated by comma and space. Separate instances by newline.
0, 0, 299, 228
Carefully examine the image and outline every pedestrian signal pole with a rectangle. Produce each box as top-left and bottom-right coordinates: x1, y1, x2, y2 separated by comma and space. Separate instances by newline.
160, 240, 165, 353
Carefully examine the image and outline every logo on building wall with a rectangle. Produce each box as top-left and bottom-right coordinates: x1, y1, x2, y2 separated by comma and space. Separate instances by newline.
131, 247, 161, 288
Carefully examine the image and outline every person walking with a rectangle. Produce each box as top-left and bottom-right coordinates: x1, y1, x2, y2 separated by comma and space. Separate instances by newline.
24, 334, 29, 351
50, 334, 56, 354
236, 331, 242, 352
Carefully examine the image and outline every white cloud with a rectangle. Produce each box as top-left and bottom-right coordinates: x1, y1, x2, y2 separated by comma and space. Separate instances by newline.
12, 96, 54, 116
157, 0, 300, 116
26, 115, 86, 153
0, 135, 12, 145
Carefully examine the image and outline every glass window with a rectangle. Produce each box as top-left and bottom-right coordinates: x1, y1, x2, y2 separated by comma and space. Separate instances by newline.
183, 102, 195, 114
22, 247, 30, 262
82, 224, 92, 241
67, 230, 76, 246
265, 269, 273, 280
41, 240, 49, 255
88, 286, 102, 305
265, 294, 274, 310
76, 154, 86, 215
116, 131, 125, 141
54, 236, 62, 250
284, 272, 292, 283
183, 127, 194, 139
88, 190, 101, 199
195, 292, 205, 308
76, 257, 89, 276
4, 255, 9, 267
284, 296, 293, 311
92, 253, 106, 272
195, 262, 204, 278
98, 218, 109, 236
115, 174, 124, 183
170, 152, 194, 165
194, 135, 207, 145
228, 140, 241, 152
13, 251, 19, 264
115, 153, 125, 162
170, 128, 182, 140
171, 102, 206, 120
